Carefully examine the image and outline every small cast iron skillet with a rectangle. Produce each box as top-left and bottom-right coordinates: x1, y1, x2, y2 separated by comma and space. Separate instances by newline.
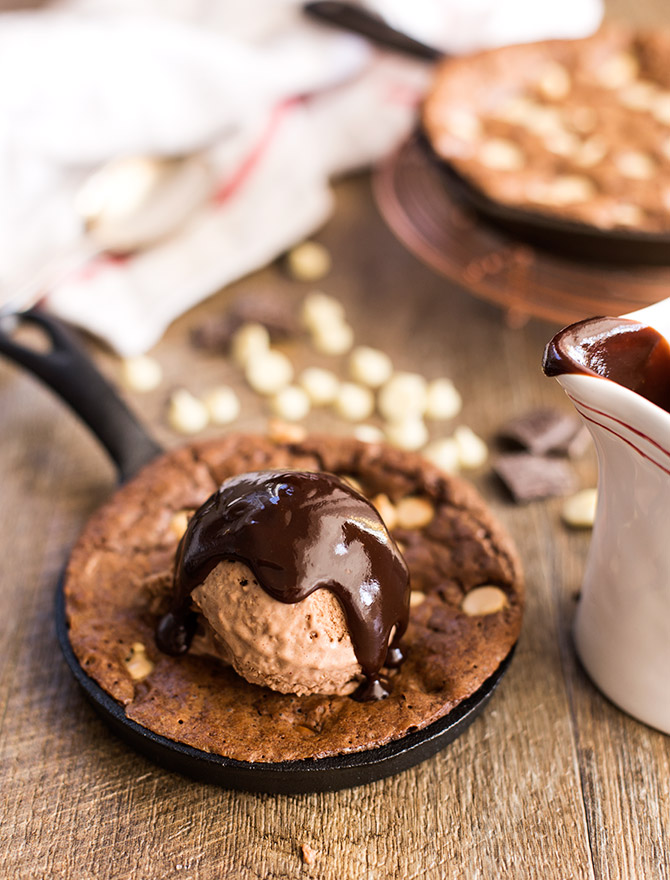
417, 132, 670, 267
0, 310, 514, 793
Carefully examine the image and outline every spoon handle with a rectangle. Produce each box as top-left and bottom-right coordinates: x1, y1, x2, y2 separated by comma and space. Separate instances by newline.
303, 1, 442, 61
0, 309, 162, 482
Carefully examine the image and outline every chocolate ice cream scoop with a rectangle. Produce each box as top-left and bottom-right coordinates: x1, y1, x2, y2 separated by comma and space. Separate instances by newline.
156, 471, 410, 700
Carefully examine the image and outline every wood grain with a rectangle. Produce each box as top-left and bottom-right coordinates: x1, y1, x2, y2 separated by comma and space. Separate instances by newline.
2, 2, 670, 875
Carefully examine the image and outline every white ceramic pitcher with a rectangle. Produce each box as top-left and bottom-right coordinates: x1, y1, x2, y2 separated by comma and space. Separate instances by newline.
547, 299, 670, 733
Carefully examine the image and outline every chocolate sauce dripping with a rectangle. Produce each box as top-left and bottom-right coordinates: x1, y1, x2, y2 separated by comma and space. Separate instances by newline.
543, 316, 670, 414
156, 471, 410, 701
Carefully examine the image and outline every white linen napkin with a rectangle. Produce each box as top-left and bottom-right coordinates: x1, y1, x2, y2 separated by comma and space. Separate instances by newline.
0, 0, 603, 354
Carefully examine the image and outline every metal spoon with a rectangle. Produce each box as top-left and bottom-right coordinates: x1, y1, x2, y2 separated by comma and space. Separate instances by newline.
1, 152, 213, 315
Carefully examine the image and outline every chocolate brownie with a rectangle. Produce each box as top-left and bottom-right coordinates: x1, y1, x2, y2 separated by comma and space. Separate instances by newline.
423, 26, 670, 232
64, 434, 523, 763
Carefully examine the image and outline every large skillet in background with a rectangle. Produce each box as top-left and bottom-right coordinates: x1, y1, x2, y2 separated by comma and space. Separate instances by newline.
0, 310, 514, 794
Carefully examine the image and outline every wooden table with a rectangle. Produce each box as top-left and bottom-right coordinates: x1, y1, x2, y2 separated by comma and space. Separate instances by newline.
2, 6, 670, 879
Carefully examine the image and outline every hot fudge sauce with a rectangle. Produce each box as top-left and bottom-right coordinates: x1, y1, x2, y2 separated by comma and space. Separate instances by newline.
543, 316, 670, 413
156, 471, 410, 700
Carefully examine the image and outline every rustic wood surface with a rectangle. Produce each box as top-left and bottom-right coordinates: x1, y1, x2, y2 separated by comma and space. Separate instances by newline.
2, 3, 670, 878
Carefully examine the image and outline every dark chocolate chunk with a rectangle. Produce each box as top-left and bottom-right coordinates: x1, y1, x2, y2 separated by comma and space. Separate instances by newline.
191, 291, 299, 353
494, 452, 578, 502
497, 409, 583, 456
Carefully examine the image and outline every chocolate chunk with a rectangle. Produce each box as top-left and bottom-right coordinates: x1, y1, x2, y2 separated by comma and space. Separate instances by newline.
497, 409, 583, 456
190, 291, 300, 353
494, 452, 577, 502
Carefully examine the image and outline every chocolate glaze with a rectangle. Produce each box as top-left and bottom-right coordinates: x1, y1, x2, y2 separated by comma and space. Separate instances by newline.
543, 316, 670, 413
156, 471, 410, 701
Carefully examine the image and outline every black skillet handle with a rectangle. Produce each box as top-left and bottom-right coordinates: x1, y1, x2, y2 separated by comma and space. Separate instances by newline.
0, 309, 163, 483
303, 1, 442, 61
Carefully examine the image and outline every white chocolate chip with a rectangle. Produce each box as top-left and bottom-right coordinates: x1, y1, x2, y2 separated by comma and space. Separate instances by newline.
493, 95, 538, 125
300, 291, 345, 331
546, 130, 581, 158
353, 424, 384, 444
348, 346, 393, 389
537, 62, 571, 100
231, 322, 270, 367
423, 437, 460, 474
372, 493, 398, 530
245, 349, 294, 395
120, 355, 163, 393
384, 418, 429, 452
169, 510, 191, 540
619, 80, 658, 110
395, 496, 434, 529
522, 106, 564, 136
202, 386, 241, 425
267, 418, 307, 444
652, 92, 670, 125
454, 425, 488, 469
445, 109, 482, 142
378, 372, 428, 422
270, 385, 311, 422
167, 389, 209, 434
610, 203, 644, 227
286, 241, 332, 282
311, 321, 355, 356
124, 642, 154, 681
298, 366, 340, 406
425, 378, 462, 420
575, 138, 607, 168
479, 138, 525, 171
334, 382, 375, 422
569, 106, 598, 134
410, 591, 425, 608
597, 52, 639, 89
615, 151, 655, 180
528, 175, 595, 206
461, 586, 508, 616
561, 488, 597, 528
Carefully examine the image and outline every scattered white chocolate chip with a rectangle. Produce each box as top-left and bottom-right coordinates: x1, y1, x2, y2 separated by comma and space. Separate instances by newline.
615, 151, 655, 180
298, 366, 340, 406
619, 80, 658, 111
569, 106, 598, 134
348, 346, 393, 389
311, 321, 355, 356
537, 62, 571, 100
378, 372, 428, 422
425, 378, 462, 421
245, 349, 293, 395
528, 175, 595, 206
384, 418, 429, 452
124, 642, 154, 681
286, 241, 332, 282
167, 389, 209, 434
423, 437, 460, 474
410, 591, 425, 608
461, 586, 508, 616
334, 382, 375, 422
231, 322, 270, 367
353, 424, 384, 444
610, 203, 644, 227
597, 52, 639, 89
445, 109, 482, 142
546, 130, 581, 158
454, 425, 488, 469
270, 385, 310, 422
652, 92, 670, 126
561, 488, 597, 528
575, 138, 607, 168
169, 510, 191, 540
120, 355, 163, 393
372, 493, 398, 530
202, 386, 241, 426
396, 496, 434, 530
267, 418, 307, 444
523, 106, 564, 136
493, 95, 538, 125
479, 138, 525, 171
300, 291, 345, 331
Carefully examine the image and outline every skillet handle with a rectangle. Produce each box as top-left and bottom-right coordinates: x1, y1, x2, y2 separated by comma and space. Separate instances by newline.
0, 309, 163, 482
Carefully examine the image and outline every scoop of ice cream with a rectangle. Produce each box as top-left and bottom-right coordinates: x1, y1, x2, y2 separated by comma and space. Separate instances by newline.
191, 559, 361, 696
156, 470, 410, 699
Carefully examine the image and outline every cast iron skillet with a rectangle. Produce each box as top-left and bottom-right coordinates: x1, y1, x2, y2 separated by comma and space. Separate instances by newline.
417, 132, 670, 267
0, 309, 514, 793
